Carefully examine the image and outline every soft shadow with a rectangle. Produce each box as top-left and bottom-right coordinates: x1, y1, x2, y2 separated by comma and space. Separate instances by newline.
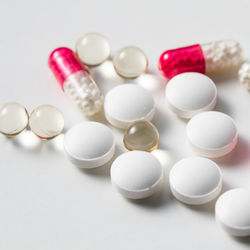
214, 136, 250, 167
207, 69, 238, 84
152, 108, 169, 134
77, 145, 125, 178
215, 95, 232, 115
232, 236, 250, 245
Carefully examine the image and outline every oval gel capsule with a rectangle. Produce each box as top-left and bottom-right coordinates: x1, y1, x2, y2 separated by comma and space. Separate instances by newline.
48, 47, 103, 116
159, 40, 243, 79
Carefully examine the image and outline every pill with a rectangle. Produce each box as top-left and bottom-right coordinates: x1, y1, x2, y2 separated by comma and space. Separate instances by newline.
110, 151, 164, 199
123, 121, 159, 152
169, 157, 222, 205
64, 121, 115, 168
104, 84, 155, 129
76, 33, 110, 66
159, 40, 242, 79
0, 102, 29, 137
113, 46, 148, 78
215, 188, 250, 237
49, 47, 103, 116
186, 111, 238, 158
238, 61, 250, 90
29, 105, 64, 140
166, 72, 217, 118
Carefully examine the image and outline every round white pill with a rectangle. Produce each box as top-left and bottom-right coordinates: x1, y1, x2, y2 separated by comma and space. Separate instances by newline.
104, 84, 155, 129
76, 33, 110, 66
186, 111, 238, 158
110, 151, 164, 199
215, 188, 250, 237
169, 157, 222, 205
166, 72, 217, 118
64, 121, 115, 168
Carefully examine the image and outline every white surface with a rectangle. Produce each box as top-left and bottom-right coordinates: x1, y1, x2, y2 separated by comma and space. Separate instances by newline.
166, 73, 217, 118
187, 111, 238, 158
104, 84, 155, 129
111, 151, 163, 199
0, 0, 250, 249
169, 157, 222, 205
76, 33, 111, 66
215, 188, 250, 237
64, 122, 115, 168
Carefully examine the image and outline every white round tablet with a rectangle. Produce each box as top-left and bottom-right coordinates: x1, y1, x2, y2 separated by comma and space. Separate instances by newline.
186, 111, 238, 158
215, 188, 250, 237
64, 122, 115, 168
104, 84, 155, 129
76, 33, 110, 66
169, 157, 222, 205
110, 151, 164, 199
166, 72, 217, 118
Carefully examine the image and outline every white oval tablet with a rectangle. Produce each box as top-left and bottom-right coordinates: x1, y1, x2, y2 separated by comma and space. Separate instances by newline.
110, 151, 164, 199
169, 157, 222, 205
166, 72, 217, 118
64, 122, 115, 168
186, 111, 238, 158
215, 188, 250, 237
104, 84, 155, 129
76, 33, 110, 66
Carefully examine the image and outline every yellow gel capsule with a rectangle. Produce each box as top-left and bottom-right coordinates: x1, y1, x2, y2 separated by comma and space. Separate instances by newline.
123, 121, 159, 152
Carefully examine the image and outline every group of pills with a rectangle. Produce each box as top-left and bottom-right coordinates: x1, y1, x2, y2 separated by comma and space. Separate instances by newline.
1, 33, 250, 238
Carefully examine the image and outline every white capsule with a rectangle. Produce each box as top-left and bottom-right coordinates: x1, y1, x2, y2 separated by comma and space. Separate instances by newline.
104, 84, 155, 129
238, 62, 250, 90
215, 188, 250, 237
166, 72, 217, 118
169, 157, 222, 205
186, 111, 238, 158
110, 151, 164, 199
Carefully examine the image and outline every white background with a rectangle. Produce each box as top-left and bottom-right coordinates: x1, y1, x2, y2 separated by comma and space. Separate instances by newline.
0, 0, 250, 249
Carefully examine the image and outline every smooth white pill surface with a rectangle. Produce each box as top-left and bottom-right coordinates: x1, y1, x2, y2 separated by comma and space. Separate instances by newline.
64, 122, 115, 168
104, 84, 155, 129
169, 157, 222, 205
215, 188, 250, 237
76, 33, 110, 66
110, 151, 164, 199
186, 111, 238, 158
166, 72, 217, 118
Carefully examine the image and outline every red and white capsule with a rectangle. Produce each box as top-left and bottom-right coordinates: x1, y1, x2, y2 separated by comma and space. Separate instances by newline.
48, 47, 103, 116
159, 40, 243, 79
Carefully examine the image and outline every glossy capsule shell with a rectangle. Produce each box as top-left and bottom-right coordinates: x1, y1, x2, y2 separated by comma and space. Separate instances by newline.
159, 40, 243, 79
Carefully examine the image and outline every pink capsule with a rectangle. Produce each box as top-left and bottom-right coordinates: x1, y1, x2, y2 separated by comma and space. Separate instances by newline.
48, 47, 103, 116
159, 40, 243, 79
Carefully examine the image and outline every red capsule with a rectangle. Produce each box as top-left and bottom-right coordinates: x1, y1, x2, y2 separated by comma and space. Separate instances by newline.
158, 44, 205, 79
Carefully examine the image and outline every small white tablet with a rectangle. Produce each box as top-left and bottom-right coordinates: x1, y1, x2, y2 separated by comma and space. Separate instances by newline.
110, 151, 164, 199
165, 72, 217, 118
104, 84, 155, 129
186, 111, 238, 158
169, 157, 222, 205
215, 188, 250, 237
64, 122, 115, 168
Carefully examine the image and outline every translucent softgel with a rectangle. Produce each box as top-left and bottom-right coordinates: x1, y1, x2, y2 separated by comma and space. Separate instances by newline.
29, 105, 64, 140
0, 102, 29, 137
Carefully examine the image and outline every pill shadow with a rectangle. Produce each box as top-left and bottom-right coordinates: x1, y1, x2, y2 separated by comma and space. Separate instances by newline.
207, 69, 238, 85
178, 181, 232, 215
215, 95, 232, 116
213, 136, 250, 167
232, 236, 250, 245
77, 145, 125, 178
